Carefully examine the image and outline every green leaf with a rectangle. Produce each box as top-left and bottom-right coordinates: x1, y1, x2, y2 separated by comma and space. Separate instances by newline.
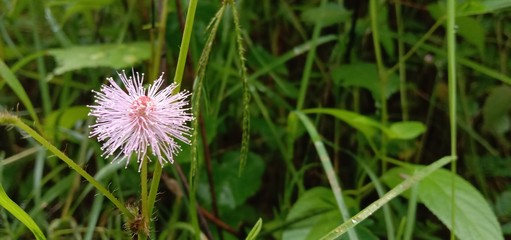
282, 187, 376, 240
198, 151, 265, 210
482, 86, 511, 135
428, 0, 511, 17
44, 106, 89, 141
301, 3, 351, 27
303, 108, 382, 138
245, 218, 263, 240
0, 185, 46, 240
388, 121, 426, 140
456, 17, 485, 56
47, 42, 151, 75
383, 166, 503, 240
331, 63, 400, 101
282, 187, 344, 240
302, 108, 425, 141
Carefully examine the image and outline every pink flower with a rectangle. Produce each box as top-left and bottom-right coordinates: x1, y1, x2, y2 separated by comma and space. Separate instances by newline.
88, 69, 193, 171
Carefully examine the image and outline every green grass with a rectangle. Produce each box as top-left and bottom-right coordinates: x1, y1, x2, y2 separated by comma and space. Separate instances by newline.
1, 0, 510, 239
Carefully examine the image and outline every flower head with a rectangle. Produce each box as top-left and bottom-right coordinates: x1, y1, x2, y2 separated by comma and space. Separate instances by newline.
88, 69, 193, 171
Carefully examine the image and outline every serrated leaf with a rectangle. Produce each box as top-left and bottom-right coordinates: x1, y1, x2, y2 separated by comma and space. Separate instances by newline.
48, 42, 151, 75
383, 166, 503, 240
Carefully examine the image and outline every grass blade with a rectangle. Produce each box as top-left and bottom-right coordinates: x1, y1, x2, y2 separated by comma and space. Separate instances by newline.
0, 185, 46, 240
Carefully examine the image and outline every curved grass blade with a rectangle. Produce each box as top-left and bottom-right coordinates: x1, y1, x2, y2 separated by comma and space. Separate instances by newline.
320, 156, 456, 240
0, 59, 39, 127
293, 111, 359, 240
0, 185, 46, 240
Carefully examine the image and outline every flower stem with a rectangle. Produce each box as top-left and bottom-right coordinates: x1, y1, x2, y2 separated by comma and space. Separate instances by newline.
147, 162, 162, 218
172, 0, 198, 89
139, 157, 149, 239
446, 0, 457, 239
0, 114, 133, 219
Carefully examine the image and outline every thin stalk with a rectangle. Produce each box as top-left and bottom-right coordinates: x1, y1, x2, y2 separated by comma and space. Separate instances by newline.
147, 163, 162, 218
173, 0, 198, 88
369, 0, 389, 172
294, 111, 359, 240
230, 0, 250, 175
139, 158, 149, 239
446, 0, 457, 239
296, 0, 327, 110
320, 156, 456, 240
168, 0, 200, 238
395, 1, 408, 121
146, 0, 198, 234
0, 114, 133, 219
403, 184, 419, 240
355, 157, 395, 240
387, 18, 445, 75
150, 0, 169, 82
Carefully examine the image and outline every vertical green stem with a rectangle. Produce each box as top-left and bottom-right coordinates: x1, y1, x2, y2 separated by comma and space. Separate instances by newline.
139, 158, 149, 239
147, 163, 162, 218
446, 0, 457, 239
150, 0, 169, 82
296, 0, 326, 110
166, 0, 200, 238
395, 1, 408, 121
369, 0, 389, 171
173, 0, 198, 88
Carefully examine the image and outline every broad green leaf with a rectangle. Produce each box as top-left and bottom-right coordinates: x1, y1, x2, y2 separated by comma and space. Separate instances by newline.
303, 108, 383, 138
245, 218, 263, 240
483, 86, 511, 135
0, 185, 46, 240
383, 166, 503, 240
331, 63, 400, 101
302, 108, 425, 140
197, 151, 265, 210
48, 42, 151, 75
494, 191, 511, 219
301, 3, 351, 27
428, 1, 511, 17
456, 17, 485, 56
282, 187, 377, 240
388, 121, 426, 140
458, 0, 511, 16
